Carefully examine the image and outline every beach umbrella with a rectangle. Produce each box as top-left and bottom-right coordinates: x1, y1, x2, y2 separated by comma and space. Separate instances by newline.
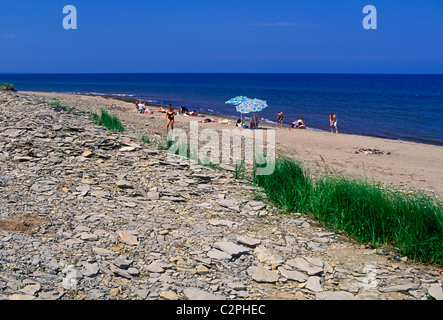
225, 96, 250, 106
225, 96, 251, 125
237, 98, 268, 114
236, 98, 268, 127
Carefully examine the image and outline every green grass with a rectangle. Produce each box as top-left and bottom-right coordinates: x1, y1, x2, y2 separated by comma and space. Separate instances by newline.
0, 83, 16, 90
233, 159, 247, 180
50, 100, 75, 113
140, 135, 151, 144
254, 156, 443, 265
92, 109, 125, 132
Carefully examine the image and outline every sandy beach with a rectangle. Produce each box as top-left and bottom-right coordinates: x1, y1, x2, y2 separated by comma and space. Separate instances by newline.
23, 91, 443, 197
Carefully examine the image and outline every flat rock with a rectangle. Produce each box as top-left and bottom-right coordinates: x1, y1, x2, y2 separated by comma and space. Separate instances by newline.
316, 291, 355, 300
146, 262, 165, 273
428, 283, 443, 300
378, 283, 420, 293
183, 288, 223, 300
305, 276, 323, 292
287, 257, 323, 276
160, 290, 179, 300
9, 294, 35, 300
19, 283, 41, 296
80, 232, 98, 241
110, 264, 132, 279
214, 241, 250, 256
237, 235, 261, 247
209, 219, 237, 228
207, 249, 231, 260
116, 230, 139, 245
277, 266, 308, 282
82, 263, 100, 277
116, 180, 134, 189
251, 267, 279, 283
92, 247, 116, 257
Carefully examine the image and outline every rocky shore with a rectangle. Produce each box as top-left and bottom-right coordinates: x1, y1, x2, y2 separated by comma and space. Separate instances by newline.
0, 90, 442, 300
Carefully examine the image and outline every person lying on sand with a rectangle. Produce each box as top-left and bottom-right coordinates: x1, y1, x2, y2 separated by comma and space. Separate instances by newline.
155, 107, 166, 113
198, 118, 218, 123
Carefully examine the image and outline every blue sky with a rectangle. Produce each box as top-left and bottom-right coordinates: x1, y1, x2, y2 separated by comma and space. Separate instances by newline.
0, 0, 442, 73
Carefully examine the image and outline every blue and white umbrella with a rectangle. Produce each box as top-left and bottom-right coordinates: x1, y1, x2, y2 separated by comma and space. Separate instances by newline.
237, 98, 268, 114
225, 96, 250, 106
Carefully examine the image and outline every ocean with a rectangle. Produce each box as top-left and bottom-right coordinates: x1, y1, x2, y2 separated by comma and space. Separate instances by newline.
1, 73, 442, 146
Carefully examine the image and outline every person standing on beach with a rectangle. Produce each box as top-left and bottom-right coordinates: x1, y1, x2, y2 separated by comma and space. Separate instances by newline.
166, 104, 176, 134
330, 112, 338, 133
277, 112, 283, 126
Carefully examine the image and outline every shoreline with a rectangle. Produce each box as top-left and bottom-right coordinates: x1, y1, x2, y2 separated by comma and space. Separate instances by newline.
23, 90, 443, 147
21, 90, 443, 197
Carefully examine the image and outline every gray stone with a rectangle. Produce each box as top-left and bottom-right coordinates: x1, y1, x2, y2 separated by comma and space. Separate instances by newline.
80, 232, 98, 241
127, 268, 140, 276
110, 264, 132, 279
237, 236, 261, 247
82, 263, 100, 277
287, 257, 323, 276
209, 219, 237, 228
19, 283, 41, 296
183, 288, 223, 300
251, 267, 279, 283
136, 289, 150, 300
305, 276, 323, 292
116, 180, 133, 189
277, 266, 308, 282
316, 291, 355, 300
112, 257, 133, 269
147, 192, 160, 200
76, 185, 90, 196
92, 247, 116, 258
428, 283, 443, 300
116, 230, 139, 245
214, 241, 250, 256
207, 249, 231, 260
378, 283, 420, 293
146, 262, 165, 274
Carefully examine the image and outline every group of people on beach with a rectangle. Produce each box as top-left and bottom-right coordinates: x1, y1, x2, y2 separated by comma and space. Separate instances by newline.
164, 104, 204, 134
133, 101, 203, 134
137, 100, 338, 135
277, 111, 338, 133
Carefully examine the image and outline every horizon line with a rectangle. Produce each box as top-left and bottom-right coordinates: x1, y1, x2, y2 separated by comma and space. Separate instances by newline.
1, 72, 443, 76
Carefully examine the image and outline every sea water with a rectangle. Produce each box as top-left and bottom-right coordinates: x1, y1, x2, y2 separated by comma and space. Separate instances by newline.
2, 73, 442, 145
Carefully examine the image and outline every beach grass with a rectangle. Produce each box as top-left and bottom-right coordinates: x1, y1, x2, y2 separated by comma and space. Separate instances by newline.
140, 135, 151, 144
254, 156, 443, 265
50, 100, 75, 114
0, 83, 16, 91
92, 109, 125, 132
